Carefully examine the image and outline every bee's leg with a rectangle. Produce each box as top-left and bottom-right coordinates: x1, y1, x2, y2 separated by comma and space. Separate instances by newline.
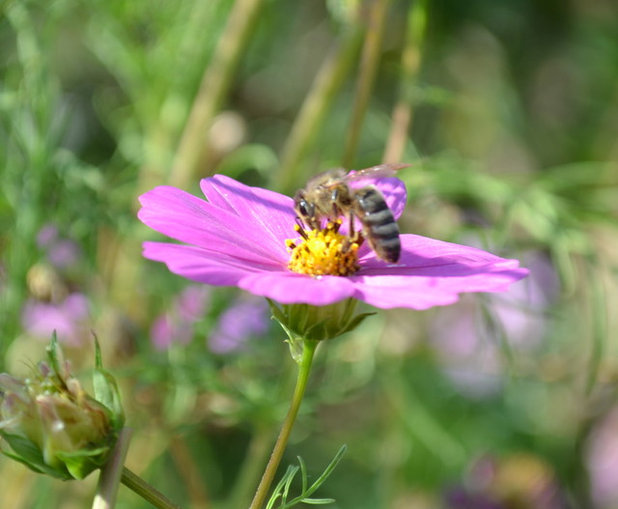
342, 213, 363, 253
294, 216, 310, 239
348, 213, 355, 239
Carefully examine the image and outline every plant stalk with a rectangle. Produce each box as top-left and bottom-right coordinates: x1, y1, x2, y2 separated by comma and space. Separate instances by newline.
276, 28, 363, 193
383, 0, 428, 163
93, 428, 132, 509
342, 0, 391, 168
120, 467, 183, 509
169, 0, 264, 189
248, 339, 319, 509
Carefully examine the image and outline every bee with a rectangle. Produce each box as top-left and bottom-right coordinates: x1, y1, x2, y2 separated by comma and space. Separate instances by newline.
293, 163, 409, 263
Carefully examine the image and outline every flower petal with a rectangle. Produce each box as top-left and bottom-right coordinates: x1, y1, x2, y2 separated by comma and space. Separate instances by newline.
350, 235, 529, 309
142, 242, 278, 286
138, 184, 291, 264
238, 272, 356, 306
200, 175, 296, 250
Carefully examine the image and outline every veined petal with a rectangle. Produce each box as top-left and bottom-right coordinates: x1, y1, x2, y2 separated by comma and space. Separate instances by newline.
351, 235, 529, 309
359, 235, 527, 277
238, 272, 356, 306
138, 185, 290, 263
142, 242, 282, 286
200, 175, 297, 251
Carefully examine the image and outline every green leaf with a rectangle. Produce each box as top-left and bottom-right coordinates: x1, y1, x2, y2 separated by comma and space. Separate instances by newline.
0, 432, 72, 480
56, 445, 110, 479
273, 445, 347, 509
92, 334, 125, 429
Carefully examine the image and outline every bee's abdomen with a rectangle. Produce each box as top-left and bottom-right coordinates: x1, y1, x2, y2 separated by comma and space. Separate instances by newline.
355, 187, 401, 263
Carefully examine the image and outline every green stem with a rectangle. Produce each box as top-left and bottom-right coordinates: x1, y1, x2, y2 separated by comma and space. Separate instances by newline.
383, 0, 427, 163
248, 339, 319, 509
168, 0, 264, 189
93, 428, 132, 509
120, 467, 182, 509
342, 0, 391, 168
276, 28, 363, 193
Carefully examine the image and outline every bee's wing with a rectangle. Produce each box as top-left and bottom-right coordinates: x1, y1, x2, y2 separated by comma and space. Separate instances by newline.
344, 163, 411, 182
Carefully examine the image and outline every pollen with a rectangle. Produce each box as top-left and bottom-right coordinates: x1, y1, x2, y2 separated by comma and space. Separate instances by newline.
286, 221, 360, 277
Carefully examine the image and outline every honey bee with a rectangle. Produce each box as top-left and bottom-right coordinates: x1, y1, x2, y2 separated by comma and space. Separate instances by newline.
293, 163, 409, 263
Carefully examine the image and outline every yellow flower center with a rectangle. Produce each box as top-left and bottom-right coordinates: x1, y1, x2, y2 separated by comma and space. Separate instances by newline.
286, 221, 360, 277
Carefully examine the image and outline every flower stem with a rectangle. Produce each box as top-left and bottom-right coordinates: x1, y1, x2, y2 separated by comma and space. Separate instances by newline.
276, 27, 363, 193
93, 428, 132, 509
120, 467, 182, 509
383, 0, 427, 163
169, 0, 265, 189
342, 0, 391, 168
248, 339, 319, 509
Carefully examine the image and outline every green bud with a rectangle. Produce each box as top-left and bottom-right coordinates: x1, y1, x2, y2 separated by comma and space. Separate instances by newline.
268, 298, 374, 362
0, 334, 124, 480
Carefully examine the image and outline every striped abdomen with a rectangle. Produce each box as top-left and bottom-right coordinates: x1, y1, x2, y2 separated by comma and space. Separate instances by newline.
353, 186, 401, 263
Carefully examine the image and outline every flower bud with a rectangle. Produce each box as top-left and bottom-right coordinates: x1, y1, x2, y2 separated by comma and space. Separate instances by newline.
0, 334, 124, 480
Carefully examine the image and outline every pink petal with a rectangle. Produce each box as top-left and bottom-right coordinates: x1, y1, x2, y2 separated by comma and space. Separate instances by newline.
142, 242, 278, 286
138, 185, 291, 263
238, 272, 356, 306
200, 175, 297, 251
349, 235, 528, 309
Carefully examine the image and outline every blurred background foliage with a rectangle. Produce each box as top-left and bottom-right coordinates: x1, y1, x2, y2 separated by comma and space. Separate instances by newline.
1, 0, 618, 507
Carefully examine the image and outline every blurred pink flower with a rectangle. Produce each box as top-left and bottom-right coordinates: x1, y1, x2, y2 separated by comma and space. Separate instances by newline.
138, 175, 528, 310
432, 252, 559, 398
21, 293, 90, 347
150, 285, 210, 350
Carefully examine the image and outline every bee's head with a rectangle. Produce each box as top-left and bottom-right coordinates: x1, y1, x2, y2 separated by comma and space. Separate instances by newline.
293, 190, 315, 222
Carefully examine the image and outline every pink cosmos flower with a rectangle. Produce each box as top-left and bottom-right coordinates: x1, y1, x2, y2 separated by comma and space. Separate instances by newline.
137, 174, 528, 309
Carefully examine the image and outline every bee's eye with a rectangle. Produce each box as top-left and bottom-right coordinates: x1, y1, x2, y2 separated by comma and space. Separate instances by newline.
298, 200, 311, 217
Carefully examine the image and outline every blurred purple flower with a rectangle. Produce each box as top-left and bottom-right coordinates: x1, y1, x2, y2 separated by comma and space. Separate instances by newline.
47, 239, 81, 269
21, 293, 90, 347
209, 298, 269, 354
36, 224, 82, 269
150, 285, 210, 350
445, 487, 503, 509
37, 225, 58, 248
137, 174, 528, 310
587, 407, 618, 508
431, 252, 558, 398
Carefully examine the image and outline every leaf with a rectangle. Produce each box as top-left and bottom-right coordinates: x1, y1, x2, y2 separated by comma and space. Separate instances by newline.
275, 445, 347, 509
0, 432, 72, 480
56, 445, 110, 479
91, 334, 125, 429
